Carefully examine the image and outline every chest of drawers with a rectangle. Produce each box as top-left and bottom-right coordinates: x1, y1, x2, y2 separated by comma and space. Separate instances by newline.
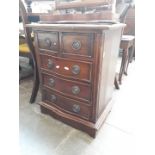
31, 22, 125, 137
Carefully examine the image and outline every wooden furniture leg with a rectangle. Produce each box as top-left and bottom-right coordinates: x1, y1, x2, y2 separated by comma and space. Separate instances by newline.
114, 75, 120, 89
129, 41, 135, 63
20, 0, 40, 103
30, 67, 39, 103
119, 49, 128, 84
19, 65, 22, 71
124, 48, 131, 75
124, 49, 129, 76
124, 42, 134, 75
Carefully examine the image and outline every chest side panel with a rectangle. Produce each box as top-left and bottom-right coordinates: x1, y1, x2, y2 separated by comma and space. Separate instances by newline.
97, 28, 122, 118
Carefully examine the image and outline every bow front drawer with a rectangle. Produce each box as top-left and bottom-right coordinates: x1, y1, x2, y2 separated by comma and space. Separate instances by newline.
42, 89, 92, 120
40, 54, 92, 82
42, 73, 91, 103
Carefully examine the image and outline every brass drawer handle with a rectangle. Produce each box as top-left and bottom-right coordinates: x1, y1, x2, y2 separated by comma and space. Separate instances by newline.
44, 38, 57, 48
50, 94, 57, 102
72, 104, 80, 113
71, 65, 80, 75
52, 42, 57, 46
47, 59, 54, 69
72, 40, 81, 50
72, 86, 80, 95
44, 38, 51, 47
48, 78, 55, 87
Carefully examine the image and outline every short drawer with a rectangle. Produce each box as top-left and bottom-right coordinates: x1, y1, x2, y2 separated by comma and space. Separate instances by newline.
37, 31, 59, 51
40, 54, 92, 82
61, 32, 94, 58
42, 89, 91, 120
42, 73, 91, 102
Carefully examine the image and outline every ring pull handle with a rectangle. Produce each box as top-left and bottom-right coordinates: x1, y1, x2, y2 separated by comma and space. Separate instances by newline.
47, 59, 54, 69
50, 94, 57, 102
72, 104, 80, 113
72, 86, 80, 95
71, 65, 80, 75
48, 78, 55, 87
45, 38, 51, 47
72, 40, 81, 50
52, 42, 57, 46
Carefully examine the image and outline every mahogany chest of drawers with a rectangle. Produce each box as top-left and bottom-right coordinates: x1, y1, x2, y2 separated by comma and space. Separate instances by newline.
30, 22, 125, 137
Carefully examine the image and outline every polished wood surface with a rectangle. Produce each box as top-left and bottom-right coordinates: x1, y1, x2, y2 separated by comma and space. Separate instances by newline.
39, 54, 92, 82
26, 22, 124, 30
42, 89, 91, 120
42, 72, 91, 103
30, 22, 125, 137
21, 0, 132, 137
61, 32, 94, 58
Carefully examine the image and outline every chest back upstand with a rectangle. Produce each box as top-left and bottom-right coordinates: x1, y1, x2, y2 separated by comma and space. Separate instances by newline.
31, 22, 125, 138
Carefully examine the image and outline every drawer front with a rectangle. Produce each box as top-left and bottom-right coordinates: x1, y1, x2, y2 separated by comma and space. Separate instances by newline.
61, 32, 94, 57
40, 54, 92, 82
43, 89, 91, 120
37, 31, 59, 51
42, 73, 91, 102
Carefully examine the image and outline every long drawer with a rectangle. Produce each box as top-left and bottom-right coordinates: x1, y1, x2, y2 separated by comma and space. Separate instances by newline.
39, 54, 92, 82
42, 73, 91, 103
42, 89, 92, 120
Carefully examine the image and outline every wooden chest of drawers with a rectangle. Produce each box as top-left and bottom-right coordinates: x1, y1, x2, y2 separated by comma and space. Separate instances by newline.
30, 22, 125, 137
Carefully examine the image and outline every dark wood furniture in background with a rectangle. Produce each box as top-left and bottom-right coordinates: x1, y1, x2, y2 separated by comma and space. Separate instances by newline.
119, 35, 135, 84
123, 3, 135, 35
114, 0, 135, 87
23, 0, 118, 22
122, 1, 135, 60
123, 3, 135, 60
19, 0, 39, 103
119, 2, 135, 84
